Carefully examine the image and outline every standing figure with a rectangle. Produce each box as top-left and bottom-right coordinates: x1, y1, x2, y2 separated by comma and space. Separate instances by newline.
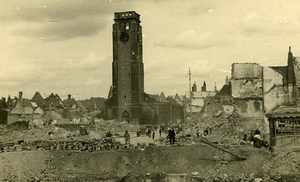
147, 128, 152, 137
196, 130, 200, 138
168, 127, 176, 145
124, 130, 130, 144
159, 128, 162, 137
152, 130, 155, 140
253, 129, 261, 148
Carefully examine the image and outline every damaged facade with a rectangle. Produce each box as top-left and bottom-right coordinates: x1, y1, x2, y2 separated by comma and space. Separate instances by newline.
187, 81, 217, 113
230, 63, 265, 132
266, 47, 300, 148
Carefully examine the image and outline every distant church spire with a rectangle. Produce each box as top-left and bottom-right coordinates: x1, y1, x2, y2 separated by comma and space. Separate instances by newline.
201, 81, 206, 92
192, 82, 197, 92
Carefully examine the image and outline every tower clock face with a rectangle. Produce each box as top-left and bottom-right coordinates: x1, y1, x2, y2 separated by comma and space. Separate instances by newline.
120, 32, 129, 43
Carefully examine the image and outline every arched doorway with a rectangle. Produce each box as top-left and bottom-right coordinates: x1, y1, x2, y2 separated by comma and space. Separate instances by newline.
122, 111, 130, 123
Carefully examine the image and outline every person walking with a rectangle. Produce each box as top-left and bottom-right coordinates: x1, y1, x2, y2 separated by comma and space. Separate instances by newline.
152, 130, 155, 140
124, 130, 130, 144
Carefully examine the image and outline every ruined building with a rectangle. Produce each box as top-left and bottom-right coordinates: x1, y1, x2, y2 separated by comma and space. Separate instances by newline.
106, 11, 184, 124
266, 47, 300, 147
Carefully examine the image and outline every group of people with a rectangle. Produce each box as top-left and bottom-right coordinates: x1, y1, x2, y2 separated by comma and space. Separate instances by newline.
124, 127, 177, 145
146, 128, 156, 140
121, 127, 268, 148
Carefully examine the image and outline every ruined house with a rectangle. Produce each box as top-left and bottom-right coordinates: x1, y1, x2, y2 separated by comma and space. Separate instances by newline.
7, 92, 41, 125
230, 63, 265, 131
44, 93, 65, 114
63, 94, 85, 120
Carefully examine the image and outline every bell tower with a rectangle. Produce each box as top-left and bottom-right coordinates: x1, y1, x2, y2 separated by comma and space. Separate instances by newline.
111, 11, 144, 123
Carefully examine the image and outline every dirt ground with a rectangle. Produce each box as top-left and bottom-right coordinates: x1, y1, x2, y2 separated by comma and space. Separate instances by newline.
1, 124, 300, 181
0, 144, 299, 181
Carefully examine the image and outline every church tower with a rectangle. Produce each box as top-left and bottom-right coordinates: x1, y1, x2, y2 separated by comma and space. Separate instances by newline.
111, 11, 144, 123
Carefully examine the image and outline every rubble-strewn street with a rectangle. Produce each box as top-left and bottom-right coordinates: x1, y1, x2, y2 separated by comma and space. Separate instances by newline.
0, 140, 299, 181
0, 120, 299, 181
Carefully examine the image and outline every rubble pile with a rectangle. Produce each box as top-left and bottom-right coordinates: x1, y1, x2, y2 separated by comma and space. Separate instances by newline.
267, 148, 300, 176
0, 125, 72, 143
0, 120, 140, 144
184, 97, 248, 145
0, 137, 135, 153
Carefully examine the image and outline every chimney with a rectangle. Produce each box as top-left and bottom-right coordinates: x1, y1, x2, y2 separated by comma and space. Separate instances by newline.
68, 94, 71, 100
214, 82, 217, 92
288, 46, 293, 59
225, 76, 229, 85
1, 97, 6, 104
18, 91, 23, 104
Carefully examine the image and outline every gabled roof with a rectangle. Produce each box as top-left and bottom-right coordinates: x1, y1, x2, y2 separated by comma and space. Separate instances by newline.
63, 98, 77, 108
22, 99, 33, 108
216, 84, 232, 97
31, 92, 46, 109
44, 93, 65, 108
10, 102, 33, 115
266, 104, 300, 118
77, 101, 87, 112
160, 92, 166, 99
34, 107, 44, 115
31, 102, 38, 108
270, 66, 287, 77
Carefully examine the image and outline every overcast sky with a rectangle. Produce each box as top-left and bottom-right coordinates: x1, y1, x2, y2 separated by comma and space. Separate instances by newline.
1, 0, 300, 100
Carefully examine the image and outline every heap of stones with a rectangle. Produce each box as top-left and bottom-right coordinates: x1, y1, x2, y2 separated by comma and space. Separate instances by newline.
0, 137, 136, 153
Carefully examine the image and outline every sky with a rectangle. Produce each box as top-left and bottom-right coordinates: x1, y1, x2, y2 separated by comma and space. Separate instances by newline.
1, 0, 300, 100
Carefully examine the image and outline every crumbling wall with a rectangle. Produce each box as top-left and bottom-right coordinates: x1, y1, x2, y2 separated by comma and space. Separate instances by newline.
231, 63, 263, 79
264, 67, 283, 92
263, 66, 285, 112
234, 99, 263, 118
231, 63, 263, 98
264, 87, 284, 113
231, 79, 263, 98
234, 99, 264, 131
195, 97, 265, 135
